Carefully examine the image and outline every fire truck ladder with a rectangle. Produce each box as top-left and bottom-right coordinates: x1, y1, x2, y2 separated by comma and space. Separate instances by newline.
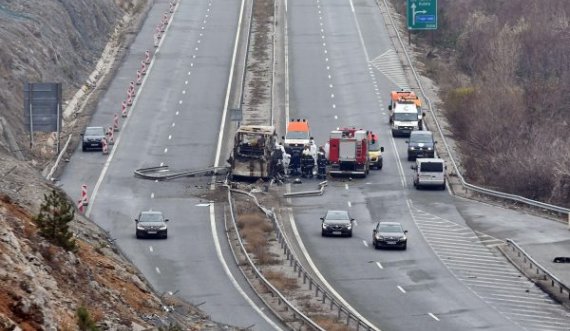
134, 165, 229, 180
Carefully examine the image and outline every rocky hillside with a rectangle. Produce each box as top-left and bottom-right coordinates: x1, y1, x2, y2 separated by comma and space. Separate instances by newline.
0, 1, 235, 329
0, 0, 130, 158
0, 152, 233, 330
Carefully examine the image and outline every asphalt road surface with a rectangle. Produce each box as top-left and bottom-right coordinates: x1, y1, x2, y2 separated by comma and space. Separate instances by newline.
59, 1, 283, 329
285, 0, 570, 330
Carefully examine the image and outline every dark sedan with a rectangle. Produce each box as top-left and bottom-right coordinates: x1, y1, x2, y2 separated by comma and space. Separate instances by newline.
135, 210, 169, 239
372, 221, 407, 249
81, 126, 106, 151
321, 210, 354, 237
406, 130, 436, 161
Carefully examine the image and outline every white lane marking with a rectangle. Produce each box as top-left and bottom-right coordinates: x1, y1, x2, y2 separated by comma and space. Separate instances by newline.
487, 293, 550, 301
332, 104, 336, 109
334, 115, 338, 119
155, 267, 161, 274
390, 133, 407, 188
289, 209, 380, 330
376, 262, 383, 269
345, 184, 349, 190
397, 285, 406, 293
362, 240, 368, 247
187, 71, 191, 75
176, 111, 179, 115
208, 3, 285, 326
209, 204, 283, 330
185, 80, 188, 85
461, 278, 530, 287
349, 0, 370, 62
182, 90, 186, 94
172, 122, 176, 127
179, 100, 183, 104
347, 201, 352, 207
484, 297, 566, 309
213, 0, 244, 168
330, 93, 335, 98
428, 313, 439, 321
149, 246, 153, 253
353, 220, 358, 226
191, 62, 195, 67
160, 162, 164, 166
164, 148, 168, 154
150, 192, 155, 199
444, 259, 508, 268
84, 0, 181, 215
168, 135, 172, 140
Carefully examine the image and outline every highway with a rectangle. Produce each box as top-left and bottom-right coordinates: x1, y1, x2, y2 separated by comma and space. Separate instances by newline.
59, 0, 283, 329
55, 0, 570, 330
285, 0, 570, 330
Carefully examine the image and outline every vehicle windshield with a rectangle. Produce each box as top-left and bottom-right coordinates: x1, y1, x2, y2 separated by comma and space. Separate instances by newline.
394, 113, 417, 121
286, 131, 310, 140
85, 127, 104, 136
410, 134, 433, 143
139, 212, 163, 223
420, 162, 443, 172
378, 224, 403, 233
324, 210, 350, 222
369, 139, 380, 151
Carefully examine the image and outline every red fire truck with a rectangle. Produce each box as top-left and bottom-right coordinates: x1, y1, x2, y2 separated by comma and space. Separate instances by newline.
327, 128, 370, 177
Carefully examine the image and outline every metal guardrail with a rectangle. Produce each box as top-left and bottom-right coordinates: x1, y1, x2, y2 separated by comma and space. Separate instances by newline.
230, 188, 378, 331
134, 165, 228, 180
377, 0, 570, 216
226, 186, 326, 331
505, 239, 570, 301
283, 181, 327, 197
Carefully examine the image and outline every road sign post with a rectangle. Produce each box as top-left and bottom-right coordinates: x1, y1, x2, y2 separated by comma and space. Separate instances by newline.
407, 0, 438, 30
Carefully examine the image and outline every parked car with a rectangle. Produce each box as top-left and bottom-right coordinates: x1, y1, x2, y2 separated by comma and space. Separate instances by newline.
321, 210, 354, 237
412, 158, 446, 190
372, 221, 407, 250
406, 130, 436, 161
81, 126, 106, 151
135, 210, 169, 239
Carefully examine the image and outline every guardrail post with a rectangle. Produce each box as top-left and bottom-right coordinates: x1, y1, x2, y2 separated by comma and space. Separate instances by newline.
303, 273, 307, 284
567, 212, 569, 230
338, 306, 342, 319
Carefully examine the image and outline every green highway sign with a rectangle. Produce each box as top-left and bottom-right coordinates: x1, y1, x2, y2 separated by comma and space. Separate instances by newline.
407, 0, 437, 30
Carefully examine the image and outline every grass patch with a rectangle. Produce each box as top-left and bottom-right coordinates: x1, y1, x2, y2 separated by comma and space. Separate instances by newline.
237, 212, 277, 265
263, 270, 298, 292
312, 315, 351, 331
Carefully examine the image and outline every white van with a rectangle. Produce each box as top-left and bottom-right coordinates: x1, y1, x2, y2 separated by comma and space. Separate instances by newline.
411, 158, 446, 190
389, 103, 420, 137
